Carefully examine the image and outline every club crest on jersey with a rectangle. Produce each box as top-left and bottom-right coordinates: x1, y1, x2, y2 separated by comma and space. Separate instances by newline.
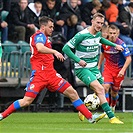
30, 84, 35, 90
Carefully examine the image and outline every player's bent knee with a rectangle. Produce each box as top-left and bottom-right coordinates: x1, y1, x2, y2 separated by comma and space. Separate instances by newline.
111, 91, 118, 97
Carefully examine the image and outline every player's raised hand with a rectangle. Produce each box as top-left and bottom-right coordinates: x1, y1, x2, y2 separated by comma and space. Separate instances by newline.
78, 60, 87, 67
115, 45, 124, 51
54, 51, 65, 62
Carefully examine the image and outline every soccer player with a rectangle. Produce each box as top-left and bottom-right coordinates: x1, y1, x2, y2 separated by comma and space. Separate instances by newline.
62, 13, 124, 124
0, 16, 105, 123
98, 24, 131, 112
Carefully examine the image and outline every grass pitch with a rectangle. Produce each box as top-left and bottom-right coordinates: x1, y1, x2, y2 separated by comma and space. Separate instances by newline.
0, 112, 132, 133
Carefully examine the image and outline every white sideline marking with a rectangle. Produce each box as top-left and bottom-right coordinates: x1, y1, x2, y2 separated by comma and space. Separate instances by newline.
8, 126, 132, 132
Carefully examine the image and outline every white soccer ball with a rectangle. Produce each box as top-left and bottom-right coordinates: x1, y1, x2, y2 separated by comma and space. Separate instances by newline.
84, 93, 100, 111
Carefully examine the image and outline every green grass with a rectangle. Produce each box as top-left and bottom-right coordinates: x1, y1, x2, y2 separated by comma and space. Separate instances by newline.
0, 112, 133, 133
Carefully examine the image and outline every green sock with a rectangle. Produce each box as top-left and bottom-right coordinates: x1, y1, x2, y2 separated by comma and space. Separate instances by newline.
101, 102, 114, 119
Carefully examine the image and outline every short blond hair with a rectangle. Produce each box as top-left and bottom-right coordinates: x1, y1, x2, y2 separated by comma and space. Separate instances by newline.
92, 13, 105, 20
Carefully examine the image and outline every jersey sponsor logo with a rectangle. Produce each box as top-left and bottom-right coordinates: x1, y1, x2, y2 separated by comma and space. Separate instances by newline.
104, 50, 119, 54
86, 45, 99, 51
30, 84, 35, 90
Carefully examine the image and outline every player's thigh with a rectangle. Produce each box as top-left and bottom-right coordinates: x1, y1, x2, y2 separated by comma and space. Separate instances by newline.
111, 76, 124, 96
75, 68, 97, 85
75, 67, 103, 85
25, 71, 47, 98
90, 80, 104, 94
113, 76, 124, 87
90, 67, 103, 84
47, 72, 71, 93
102, 67, 113, 84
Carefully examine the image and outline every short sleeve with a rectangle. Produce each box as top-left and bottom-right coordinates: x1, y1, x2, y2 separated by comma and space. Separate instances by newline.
34, 33, 46, 45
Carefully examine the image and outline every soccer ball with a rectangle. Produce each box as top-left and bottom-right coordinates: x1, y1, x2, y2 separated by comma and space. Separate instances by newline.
84, 93, 100, 111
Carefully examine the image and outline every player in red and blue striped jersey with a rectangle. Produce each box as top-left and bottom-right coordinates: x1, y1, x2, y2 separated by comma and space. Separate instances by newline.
98, 24, 131, 112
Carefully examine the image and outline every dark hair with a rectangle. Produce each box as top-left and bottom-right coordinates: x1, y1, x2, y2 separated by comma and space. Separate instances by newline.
109, 24, 119, 30
39, 16, 54, 27
19, 0, 28, 3
102, 24, 108, 30
102, 0, 110, 9
35, 1, 42, 5
128, 2, 133, 8
46, 0, 56, 2
111, 0, 119, 4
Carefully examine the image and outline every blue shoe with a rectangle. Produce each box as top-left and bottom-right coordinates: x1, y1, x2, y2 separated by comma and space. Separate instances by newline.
88, 112, 106, 123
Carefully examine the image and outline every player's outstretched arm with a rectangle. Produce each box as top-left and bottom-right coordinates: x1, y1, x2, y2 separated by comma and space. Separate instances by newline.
62, 44, 80, 63
100, 37, 124, 51
36, 42, 65, 62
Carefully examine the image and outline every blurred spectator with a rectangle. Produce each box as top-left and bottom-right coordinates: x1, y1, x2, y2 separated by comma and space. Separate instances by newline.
117, 2, 133, 49
28, 1, 44, 31
118, 2, 133, 39
99, 0, 110, 17
105, 0, 119, 23
56, 0, 67, 10
41, 0, 57, 19
80, 0, 91, 6
0, 0, 8, 43
57, 0, 86, 41
39, 0, 62, 32
7, 0, 35, 43
2, 0, 11, 12
81, 0, 102, 26
117, 2, 133, 76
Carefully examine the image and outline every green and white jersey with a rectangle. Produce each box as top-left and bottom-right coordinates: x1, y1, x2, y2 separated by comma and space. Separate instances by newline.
67, 28, 102, 69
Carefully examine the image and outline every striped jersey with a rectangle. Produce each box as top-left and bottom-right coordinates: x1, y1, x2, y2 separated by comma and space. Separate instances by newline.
66, 28, 102, 69
30, 30, 54, 71
101, 38, 130, 70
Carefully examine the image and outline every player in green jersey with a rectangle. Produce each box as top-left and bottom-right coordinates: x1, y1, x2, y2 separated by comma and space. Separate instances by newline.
62, 13, 124, 124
